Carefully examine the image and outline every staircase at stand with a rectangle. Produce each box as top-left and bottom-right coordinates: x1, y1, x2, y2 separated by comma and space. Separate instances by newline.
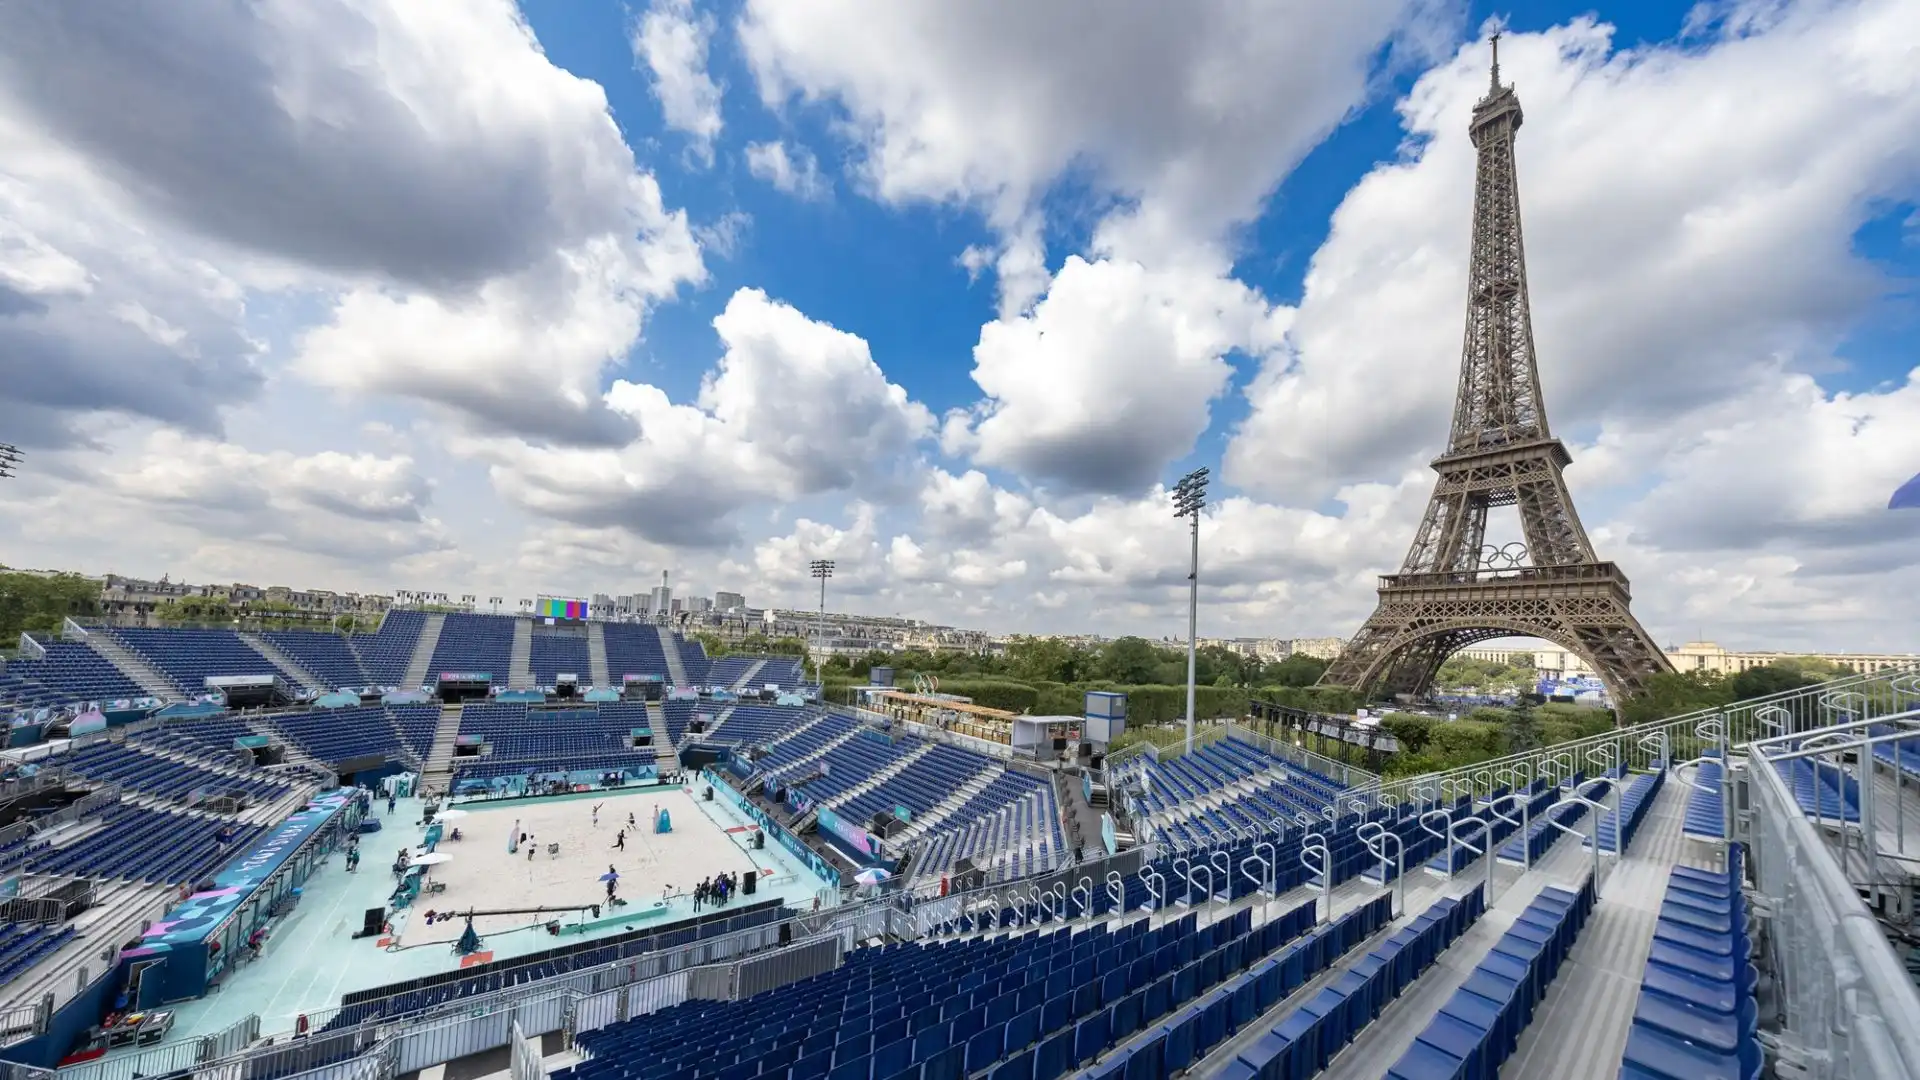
239, 632, 326, 693
401, 614, 445, 689
730, 658, 769, 692
760, 710, 831, 753
508, 618, 534, 690
655, 625, 688, 687
421, 703, 465, 791
87, 634, 182, 700
646, 701, 680, 778
696, 705, 739, 745
764, 724, 863, 783
587, 622, 611, 688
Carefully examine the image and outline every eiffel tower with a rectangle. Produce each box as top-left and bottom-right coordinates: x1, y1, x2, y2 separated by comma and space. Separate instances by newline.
1319, 37, 1672, 704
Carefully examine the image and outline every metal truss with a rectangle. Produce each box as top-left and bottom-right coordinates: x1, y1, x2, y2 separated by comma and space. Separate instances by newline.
1322, 45, 1672, 705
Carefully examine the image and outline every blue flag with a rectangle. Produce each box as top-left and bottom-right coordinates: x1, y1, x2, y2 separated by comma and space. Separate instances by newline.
1893, 472, 1920, 510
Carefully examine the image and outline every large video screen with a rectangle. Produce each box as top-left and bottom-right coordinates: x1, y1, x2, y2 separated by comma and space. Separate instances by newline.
536, 596, 590, 621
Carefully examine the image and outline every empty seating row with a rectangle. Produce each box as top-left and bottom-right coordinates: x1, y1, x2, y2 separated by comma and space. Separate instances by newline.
565, 900, 1324, 1080
0, 922, 77, 985
24, 804, 264, 884
1205, 886, 1488, 1080
712, 704, 814, 747
61, 740, 291, 803
839, 744, 996, 824
1386, 873, 1599, 1080
424, 614, 516, 687
1498, 781, 1609, 866
262, 630, 371, 689
1619, 848, 1761, 1080
1684, 759, 1727, 840
273, 707, 406, 766
1589, 770, 1665, 854
602, 624, 671, 684
1, 640, 145, 708
111, 628, 295, 693
707, 656, 760, 689
530, 632, 591, 686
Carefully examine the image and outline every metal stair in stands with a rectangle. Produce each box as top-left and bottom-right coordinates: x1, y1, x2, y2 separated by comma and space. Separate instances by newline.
401, 614, 446, 689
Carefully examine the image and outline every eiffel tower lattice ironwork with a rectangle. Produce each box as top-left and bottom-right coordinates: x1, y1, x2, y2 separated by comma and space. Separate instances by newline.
1319, 37, 1673, 704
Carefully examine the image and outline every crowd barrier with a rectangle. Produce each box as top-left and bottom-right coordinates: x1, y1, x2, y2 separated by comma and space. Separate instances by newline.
701, 767, 841, 889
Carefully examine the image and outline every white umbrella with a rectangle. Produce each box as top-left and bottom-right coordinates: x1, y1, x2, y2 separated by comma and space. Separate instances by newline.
854, 868, 891, 886
412, 851, 454, 866
436, 809, 470, 821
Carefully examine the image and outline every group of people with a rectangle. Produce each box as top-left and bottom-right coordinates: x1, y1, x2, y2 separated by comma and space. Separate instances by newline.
693, 872, 739, 910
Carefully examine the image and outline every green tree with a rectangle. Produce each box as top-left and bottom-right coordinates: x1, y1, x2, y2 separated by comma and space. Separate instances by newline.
1618, 671, 1733, 726
1729, 663, 1821, 702
1264, 653, 1330, 687
1097, 637, 1166, 685
0, 571, 102, 641
1504, 697, 1543, 754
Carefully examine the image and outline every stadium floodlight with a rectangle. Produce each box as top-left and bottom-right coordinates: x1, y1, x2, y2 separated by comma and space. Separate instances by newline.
809, 559, 835, 689
1172, 467, 1210, 755
489, 596, 503, 615
0, 444, 21, 479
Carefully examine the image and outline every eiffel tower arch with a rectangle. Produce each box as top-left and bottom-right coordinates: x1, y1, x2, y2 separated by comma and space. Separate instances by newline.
1319, 38, 1673, 706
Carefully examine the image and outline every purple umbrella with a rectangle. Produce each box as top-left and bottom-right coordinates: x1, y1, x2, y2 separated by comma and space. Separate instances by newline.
1892, 471, 1920, 510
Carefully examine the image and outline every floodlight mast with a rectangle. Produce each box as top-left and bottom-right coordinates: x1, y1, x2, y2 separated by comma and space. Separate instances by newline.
1173, 468, 1209, 755
809, 559, 835, 689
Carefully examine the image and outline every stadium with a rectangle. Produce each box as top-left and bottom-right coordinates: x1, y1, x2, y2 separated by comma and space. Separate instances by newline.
0, 602, 1915, 1080
2, 10, 1917, 1080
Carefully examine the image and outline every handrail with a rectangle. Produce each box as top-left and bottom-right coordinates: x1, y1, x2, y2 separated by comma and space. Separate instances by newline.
1637, 730, 1668, 768
1300, 833, 1331, 922
1106, 871, 1124, 917
1550, 791, 1613, 894
1486, 790, 1528, 869
1208, 849, 1230, 898
1141, 867, 1164, 912
1357, 820, 1405, 915
1448, 815, 1498, 902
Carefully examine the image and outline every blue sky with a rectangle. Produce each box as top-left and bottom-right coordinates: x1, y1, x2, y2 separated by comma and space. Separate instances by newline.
0, 0, 1914, 650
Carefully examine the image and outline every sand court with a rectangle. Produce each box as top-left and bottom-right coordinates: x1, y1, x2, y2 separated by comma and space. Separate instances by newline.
391, 786, 767, 949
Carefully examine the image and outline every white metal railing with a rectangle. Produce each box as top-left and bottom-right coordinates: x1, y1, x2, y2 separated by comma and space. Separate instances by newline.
1747, 716, 1920, 1079
1344, 665, 1920, 809
1222, 721, 1377, 789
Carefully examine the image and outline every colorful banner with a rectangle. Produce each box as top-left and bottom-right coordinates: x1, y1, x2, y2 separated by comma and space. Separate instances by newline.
68, 711, 107, 737
133, 788, 358, 950
816, 807, 879, 859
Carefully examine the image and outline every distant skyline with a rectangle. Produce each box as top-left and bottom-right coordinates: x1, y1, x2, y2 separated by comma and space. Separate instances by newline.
0, 0, 1915, 653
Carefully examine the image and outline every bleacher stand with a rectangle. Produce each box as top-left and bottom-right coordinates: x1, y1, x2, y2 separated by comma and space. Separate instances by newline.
272, 706, 406, 767
262, 630, 370, 690
59, 740, 293, 804
0, 638, 144, 709
1618, 847, 1761, 1080
0, 923, 77, 986
602, 624, 671, 684
424, 614, 517, 687
353, 609, 426, 687
707, 656, 758, 689
111, 628, 296, 695
531, 631, 591, 687
18, 803, 265, 885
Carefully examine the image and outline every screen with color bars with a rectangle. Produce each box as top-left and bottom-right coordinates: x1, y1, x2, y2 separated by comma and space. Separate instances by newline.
537, 597, 590, 621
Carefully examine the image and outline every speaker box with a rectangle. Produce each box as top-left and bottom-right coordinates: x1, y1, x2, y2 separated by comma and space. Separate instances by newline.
742, 871, 758, 895
354, 907, 384, 938
753, 831, 765, 850
704, 787, 714, 801
1090, 753, 1105, 770
778, 921, 792, 946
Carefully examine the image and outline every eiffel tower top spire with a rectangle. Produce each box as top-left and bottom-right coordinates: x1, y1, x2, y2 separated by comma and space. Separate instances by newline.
1316, 41, 1674, 705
